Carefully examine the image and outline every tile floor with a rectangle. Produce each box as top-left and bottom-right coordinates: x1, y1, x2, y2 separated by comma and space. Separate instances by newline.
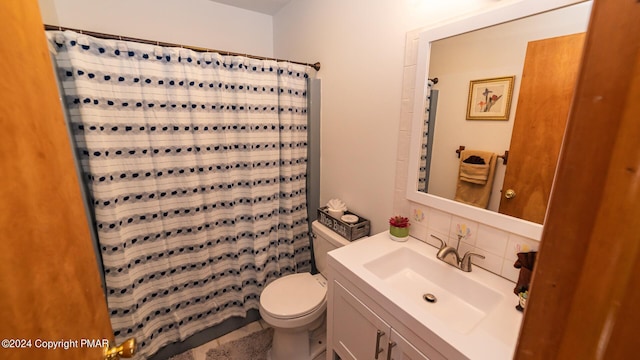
190, 320, 270, 360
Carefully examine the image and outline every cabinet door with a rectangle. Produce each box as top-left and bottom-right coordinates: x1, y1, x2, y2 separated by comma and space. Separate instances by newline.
332, 281, 390, 360
386, 329, 431, 360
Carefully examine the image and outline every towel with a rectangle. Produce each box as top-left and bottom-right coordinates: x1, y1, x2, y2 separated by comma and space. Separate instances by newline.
454, 150, 497, 208
459, 159, 490, 185
513, 251, 537, 295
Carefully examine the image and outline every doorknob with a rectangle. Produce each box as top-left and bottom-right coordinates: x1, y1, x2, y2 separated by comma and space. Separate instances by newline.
104, 338, 136, 360
504, 189, 516, 199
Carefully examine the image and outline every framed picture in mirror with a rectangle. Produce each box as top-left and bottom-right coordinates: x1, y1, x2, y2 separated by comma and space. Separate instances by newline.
466, 76, 515, 120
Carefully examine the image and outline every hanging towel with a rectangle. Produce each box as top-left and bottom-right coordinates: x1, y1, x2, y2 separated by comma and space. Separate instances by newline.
454, 150, 497, 208
460, 154, 490, 185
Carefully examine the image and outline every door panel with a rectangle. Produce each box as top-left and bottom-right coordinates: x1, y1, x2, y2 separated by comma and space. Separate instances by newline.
499, 33, 585, 223
387, 329, 430, 360
0, 1, 113, 359
332, 281, 390, 360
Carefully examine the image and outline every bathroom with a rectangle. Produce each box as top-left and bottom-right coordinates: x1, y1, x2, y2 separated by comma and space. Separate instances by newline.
1, 0, 637, 359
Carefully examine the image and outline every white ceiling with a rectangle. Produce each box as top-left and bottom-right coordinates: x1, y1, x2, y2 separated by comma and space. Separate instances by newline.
209, 0, 293, 15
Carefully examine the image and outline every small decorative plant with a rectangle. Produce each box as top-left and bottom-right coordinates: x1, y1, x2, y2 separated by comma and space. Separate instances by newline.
389, 216, 410, 228
389, 216, 410, 241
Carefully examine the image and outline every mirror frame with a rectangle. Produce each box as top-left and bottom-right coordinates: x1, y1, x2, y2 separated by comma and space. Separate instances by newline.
406, 0, 588, 240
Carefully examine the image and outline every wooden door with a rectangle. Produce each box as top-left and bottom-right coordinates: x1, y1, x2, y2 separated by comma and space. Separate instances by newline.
515, 0, 640, 358
498, 33, 585, 224
0, 1, 114, 359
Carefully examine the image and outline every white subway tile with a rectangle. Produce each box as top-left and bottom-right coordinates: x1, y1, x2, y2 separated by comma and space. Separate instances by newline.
392, 189, 408, 214
506, 234, 540, 263
409, 221, 427, 242
425, 228, 447, 249
396, 129, 411, 161
427, 208, 452, 237
476, 224, 509, 257
410, 205, 429, 226
401, 98, 413, 116
501, 259, 520, 283
467, 247, 502, 275
404, 35, 419, 67
400, 99, 413, 131
394, 160, 408, 192
449, 216, 478, 246
399, 108, 413, 132
458, 241, 474, 255
402, 65, 417, 99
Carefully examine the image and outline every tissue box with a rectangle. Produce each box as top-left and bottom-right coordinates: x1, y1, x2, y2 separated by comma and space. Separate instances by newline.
317, 206, 370, 241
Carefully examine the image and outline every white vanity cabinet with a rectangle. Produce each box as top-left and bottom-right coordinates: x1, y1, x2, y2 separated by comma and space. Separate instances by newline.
388, 328, 432, 360
332, 280, 390, 359
329, 278, 446, 360
326, 233, 522, 360
332, 279, 431, 360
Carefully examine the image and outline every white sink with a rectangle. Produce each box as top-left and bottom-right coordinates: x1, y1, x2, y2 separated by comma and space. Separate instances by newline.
328, 233, 522, 359
363, 247, 502, 333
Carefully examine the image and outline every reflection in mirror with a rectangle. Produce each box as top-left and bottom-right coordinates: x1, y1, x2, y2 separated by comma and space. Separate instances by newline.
418, 79, 438, 192
407, 0, 593, 240
417, 2, 591, 224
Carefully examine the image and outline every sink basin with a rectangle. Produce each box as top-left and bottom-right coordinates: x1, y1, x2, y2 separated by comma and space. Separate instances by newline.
363, 247, 503, 333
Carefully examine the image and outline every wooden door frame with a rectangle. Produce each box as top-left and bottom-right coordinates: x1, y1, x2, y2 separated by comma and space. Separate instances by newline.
515, 0, 640, 358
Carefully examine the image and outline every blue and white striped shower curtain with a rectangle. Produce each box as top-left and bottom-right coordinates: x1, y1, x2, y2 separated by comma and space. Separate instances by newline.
48, 30, 312, 359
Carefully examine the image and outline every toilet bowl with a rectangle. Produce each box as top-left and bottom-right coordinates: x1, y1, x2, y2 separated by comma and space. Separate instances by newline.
259, 220, 361, 360
260, 272, 327, 360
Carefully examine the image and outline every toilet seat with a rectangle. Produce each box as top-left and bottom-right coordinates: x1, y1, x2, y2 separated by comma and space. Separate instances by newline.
260, 273, 327, 320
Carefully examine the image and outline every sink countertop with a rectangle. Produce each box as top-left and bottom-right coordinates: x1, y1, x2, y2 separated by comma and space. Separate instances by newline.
328, 231, 523, 360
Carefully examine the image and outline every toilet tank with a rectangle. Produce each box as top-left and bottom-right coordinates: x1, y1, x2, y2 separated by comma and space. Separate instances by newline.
311, 220, 353, 276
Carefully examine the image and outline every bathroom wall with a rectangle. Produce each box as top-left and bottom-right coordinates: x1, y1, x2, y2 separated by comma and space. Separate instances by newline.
37, 0, 274, 57
273, 0, 519, 234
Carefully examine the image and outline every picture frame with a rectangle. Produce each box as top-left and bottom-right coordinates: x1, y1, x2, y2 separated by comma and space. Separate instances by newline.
466, 76, 515, 120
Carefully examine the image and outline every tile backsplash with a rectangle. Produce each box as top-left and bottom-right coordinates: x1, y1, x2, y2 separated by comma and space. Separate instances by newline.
408, 204, 540, 283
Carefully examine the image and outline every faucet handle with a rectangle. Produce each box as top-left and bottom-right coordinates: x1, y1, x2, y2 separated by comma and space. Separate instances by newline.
430, 235, 446, 250
460, 252, 485, 272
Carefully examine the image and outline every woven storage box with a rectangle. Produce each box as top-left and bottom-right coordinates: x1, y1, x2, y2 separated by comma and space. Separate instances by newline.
317, 206, 370, 241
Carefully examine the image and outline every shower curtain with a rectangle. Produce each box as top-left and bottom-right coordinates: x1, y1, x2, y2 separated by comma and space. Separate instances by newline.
418, 84, 437, 192
48, 31, 312, 359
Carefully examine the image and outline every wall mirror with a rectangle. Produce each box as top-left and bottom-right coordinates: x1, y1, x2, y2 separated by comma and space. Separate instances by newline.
407, 0, 592, 240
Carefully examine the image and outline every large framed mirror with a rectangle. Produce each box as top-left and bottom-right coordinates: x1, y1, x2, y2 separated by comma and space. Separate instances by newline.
406, 0, 592, 240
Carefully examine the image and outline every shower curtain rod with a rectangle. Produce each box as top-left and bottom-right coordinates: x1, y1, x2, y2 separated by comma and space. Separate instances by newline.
44, 24, 321, 71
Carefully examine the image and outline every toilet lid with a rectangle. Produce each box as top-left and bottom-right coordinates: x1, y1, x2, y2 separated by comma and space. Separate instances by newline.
260, 273, 326, 319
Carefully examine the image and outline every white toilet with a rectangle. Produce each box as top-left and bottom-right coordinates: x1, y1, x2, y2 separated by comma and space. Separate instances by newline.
259, 220, 358, 360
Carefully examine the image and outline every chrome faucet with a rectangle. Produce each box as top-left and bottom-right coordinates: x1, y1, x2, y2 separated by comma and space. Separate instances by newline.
430, 235, 485, 272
